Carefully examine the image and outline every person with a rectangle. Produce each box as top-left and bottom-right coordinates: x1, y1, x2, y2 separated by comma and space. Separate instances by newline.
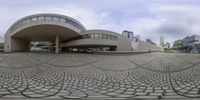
149, 49, 151, 53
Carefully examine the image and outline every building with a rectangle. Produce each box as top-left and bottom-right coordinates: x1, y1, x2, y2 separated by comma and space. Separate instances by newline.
160, 33, 165, 47
0, 36, 3, 43
173, 35, 200, 53
165, 42, 170, 48
4, 13, 161, 53
122, 30, 134, 41
146, 39, 156, 45
4, 14, 133, 53
173, 39, 182, 47
134, 35, 140, 42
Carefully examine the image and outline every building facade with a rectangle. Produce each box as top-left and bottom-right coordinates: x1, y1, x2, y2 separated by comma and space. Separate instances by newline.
122, 30, 134, 41
173, 35, 200, 53
4, 13, 161, 53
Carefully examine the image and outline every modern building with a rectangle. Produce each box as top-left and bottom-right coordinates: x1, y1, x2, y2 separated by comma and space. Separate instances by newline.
165, 42, 170, 48
4, 13, 161, 53
173, 39, 182, 47
4, 13, 133, 53
146, 39, 156, 45
122, 30, 134, 41
134, 35, 140, 42
160, 33, 165, 47
173, 35, 200, 53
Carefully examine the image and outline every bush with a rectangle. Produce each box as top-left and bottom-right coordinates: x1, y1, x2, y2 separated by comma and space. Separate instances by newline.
164, 48, 172, 53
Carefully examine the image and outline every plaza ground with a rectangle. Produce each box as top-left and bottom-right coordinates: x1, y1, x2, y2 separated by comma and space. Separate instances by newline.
0, 52, 200, 99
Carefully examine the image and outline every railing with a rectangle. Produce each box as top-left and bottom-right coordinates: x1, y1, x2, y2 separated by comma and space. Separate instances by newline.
10, 15, 85, 32
82, 33, 118, 41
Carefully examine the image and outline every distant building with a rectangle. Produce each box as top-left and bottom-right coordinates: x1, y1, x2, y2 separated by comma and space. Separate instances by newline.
146, 39, 156, 45
165, 42, 170, 48
134, 35, 140, 42
122, 30, 134, 41
0, 36, 3, 43
173, 39, 182, 47
160, 33, 165, 47
173, 35, 200, 53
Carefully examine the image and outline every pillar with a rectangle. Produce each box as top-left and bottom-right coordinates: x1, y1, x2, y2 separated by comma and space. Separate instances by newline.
55, 34, 60, 53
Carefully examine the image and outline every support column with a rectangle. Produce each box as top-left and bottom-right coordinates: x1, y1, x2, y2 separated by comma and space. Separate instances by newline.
55, 34, 60, 53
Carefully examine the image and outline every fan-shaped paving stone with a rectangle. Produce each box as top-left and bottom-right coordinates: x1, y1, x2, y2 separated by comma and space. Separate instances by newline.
0, 52, 199, 99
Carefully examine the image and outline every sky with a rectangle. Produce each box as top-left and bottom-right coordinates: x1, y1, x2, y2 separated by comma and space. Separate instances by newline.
0, 0, 200, 45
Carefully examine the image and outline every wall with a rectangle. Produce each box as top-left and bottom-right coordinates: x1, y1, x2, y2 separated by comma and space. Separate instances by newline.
132, 41, 162, 52
10, 37, 30, 52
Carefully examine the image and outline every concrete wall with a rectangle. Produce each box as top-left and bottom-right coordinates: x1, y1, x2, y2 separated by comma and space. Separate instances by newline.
4, 13, 85, 52
117, 36, 132, 51
61, 39, 118, 47
10, 38, 30, 52
132, 41, 162, 52
82, 30, 132, 51
4, 32, 11, 52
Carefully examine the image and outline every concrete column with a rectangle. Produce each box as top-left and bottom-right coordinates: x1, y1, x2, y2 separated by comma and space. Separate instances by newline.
55, 34, 60, 53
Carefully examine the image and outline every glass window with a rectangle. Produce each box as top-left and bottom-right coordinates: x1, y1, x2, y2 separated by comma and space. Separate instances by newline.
115, 36, 118, 40
98, 34, 102, 39
53, 16, 59, 21
107, 35, 111, 40
60, 17, 66, 22
18, 22, 23, 26
15, 23, 19, 28
38, 16, 45, 21
12, 25, 16, 30
85, 34, 91, 38
91, 34, 95, 39
106, 34, 109, 39
32, 17, 37, 21
111, 36, 115, 40
102, 34, 106, 39
45, 16, 52, 21
25, 18, 31, 23
22, 20, 26, 24
95, 34, 99, 39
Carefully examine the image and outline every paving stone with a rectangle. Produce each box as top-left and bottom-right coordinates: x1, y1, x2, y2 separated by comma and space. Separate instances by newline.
0, 52, 199, 99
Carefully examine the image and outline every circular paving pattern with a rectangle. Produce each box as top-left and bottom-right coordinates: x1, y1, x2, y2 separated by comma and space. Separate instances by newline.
0, 52, 200, 99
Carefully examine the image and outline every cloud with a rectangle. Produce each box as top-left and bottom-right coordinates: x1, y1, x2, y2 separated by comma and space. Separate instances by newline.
126, 4, 200, 45
0, 0, 200, 46
0, 3, 121, 37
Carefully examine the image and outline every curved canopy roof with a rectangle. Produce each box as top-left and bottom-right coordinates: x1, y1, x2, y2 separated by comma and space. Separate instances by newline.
7, 13, 87, 42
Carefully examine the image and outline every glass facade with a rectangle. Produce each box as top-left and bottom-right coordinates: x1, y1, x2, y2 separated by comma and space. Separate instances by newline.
10, 15, 85, 32
32, 17, 38, 21
45, 16, 52, 21
53, 16, 59, 21
83, 33, 118, 41
38, 16, 45, 21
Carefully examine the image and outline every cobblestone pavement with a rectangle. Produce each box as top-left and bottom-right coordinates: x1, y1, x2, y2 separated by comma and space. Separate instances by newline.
0, 52, 200, 99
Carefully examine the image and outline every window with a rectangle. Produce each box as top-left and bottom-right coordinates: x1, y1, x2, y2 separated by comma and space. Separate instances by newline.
25, 18, 31, 23
38, 16, 45, 21
98, 34, 102, 39
106, 35, 109, 39
111, 36, 115, 40
53, 16, 59, 21
45, 16, 52, 21
115, 36, 118, 41
84, 34, 91, 38
60, 18, 66, 22
102, 34, 106, 39
95, 34, 99, 39
18, 22, 23, 26
32, 17, 38, 21
91, 34, 95, 39
22, 20, 26, 25
107, 35, 111, 40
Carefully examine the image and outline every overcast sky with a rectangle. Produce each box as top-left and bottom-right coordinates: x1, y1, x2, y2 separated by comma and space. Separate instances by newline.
0, 0, 200, 45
